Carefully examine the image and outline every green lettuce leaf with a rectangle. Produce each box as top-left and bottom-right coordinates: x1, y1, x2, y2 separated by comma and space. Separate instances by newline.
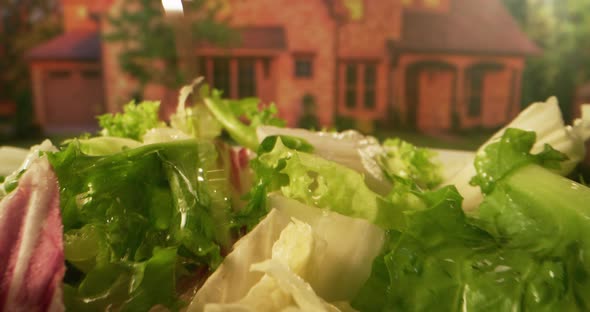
470, 128, 567, 194
353, 185, 586, 311
203, 88, 285, 150
64, 247, 181, 312
471, 129, 590, 309
75, 136, 142, 156
378, 138, 442, 189
170, 84, 223, 140
254, 137, 410, 230
353, 130, 590, 311
98, 101, 165, 141
48, 139, 232, 311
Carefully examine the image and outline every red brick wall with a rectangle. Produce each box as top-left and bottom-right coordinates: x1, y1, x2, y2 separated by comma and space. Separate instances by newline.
338, 1, 402, 57
395, 53, 524, 130
228, 0, 337, 126
336, 61, 389, 120
62, 0, 100, 32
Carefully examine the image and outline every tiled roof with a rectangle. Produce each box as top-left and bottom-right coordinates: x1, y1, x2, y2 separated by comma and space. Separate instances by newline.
199, 26, 286, 50
399, 0, 540, 55
27, 31, 101, 61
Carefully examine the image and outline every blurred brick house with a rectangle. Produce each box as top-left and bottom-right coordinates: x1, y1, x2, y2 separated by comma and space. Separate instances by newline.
28, 0, 539, 133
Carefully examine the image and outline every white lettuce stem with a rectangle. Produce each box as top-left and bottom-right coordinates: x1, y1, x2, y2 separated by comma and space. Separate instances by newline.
443, 97, 590, 213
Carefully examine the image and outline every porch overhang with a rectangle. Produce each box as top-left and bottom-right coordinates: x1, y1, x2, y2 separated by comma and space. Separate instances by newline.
27, 31, 101, 62
398, 0, 541, 57
197, 26, 287, 56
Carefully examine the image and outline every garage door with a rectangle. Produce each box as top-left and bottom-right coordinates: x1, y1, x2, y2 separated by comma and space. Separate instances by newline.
44, 68, 105, 130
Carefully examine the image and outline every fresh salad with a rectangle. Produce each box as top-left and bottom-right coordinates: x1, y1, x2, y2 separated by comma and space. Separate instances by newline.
1, 79, 590, 312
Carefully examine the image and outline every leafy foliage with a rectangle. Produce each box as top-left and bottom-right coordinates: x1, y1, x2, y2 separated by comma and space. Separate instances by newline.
0, 0, 62, 135
104, 0, 238, 90
502, 0, 590, 118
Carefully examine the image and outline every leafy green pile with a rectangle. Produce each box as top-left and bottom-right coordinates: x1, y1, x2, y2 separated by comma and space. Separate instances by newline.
252, 136, 408, 230
352, 128, 590, 311
41, 86, 293, 311
49, 139, 228, 311
7, 81, 588, 311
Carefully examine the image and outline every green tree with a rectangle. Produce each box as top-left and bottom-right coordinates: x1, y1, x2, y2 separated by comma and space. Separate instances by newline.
503, 0, 590, 119
0, 0, 62, 136
105, 0, 238, 93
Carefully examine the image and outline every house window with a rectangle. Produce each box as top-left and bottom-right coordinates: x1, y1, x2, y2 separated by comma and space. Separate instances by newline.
81, 70, 101, 79
364, 64, 376, 109
345, 64, 357, 109
48, 70, 71, 79
342, 62, 378, 110
202, 56, 259, 98
294, 57, 313, 78
212, 57, 231, 96
238, 59, 256, 98
467, 72, 484, 117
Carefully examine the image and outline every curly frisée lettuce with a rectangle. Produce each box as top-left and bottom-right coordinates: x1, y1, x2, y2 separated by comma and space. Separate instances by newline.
254, 136, 410, 230
47, 139, 232, 311
256, 126, 443, 196
98, 100, 165, 141
379, 138, 442, 189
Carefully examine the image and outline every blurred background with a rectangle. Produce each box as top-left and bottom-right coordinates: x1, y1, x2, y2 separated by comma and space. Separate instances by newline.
1, 0, 589, 155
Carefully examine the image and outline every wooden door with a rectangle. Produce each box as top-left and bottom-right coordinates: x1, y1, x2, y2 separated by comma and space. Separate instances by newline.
417, 68, 454, 130
481, 70, 510, 127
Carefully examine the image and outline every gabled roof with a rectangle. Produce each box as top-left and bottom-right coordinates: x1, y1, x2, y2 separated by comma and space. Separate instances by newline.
27, 31, 101, 61
399, 0, 540, 56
